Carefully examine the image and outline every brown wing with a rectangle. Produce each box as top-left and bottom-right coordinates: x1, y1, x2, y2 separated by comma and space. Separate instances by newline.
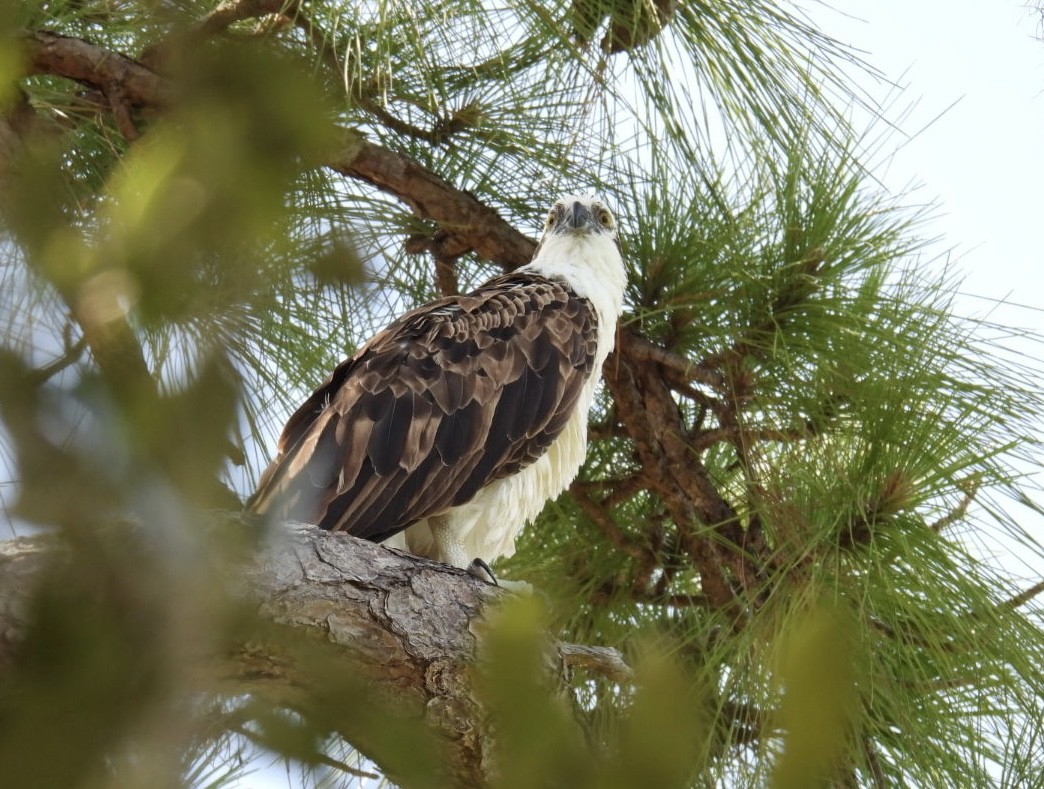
248, 273, 599, 543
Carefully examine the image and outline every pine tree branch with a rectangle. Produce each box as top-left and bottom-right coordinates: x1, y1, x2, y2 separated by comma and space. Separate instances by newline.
405, 232, 464, 296
572, 473, 648, 510
601, 342, 748, 611
689, 424, 813, 454
617, 330, 723, 390
718, 699, 766, 747
24, 31, 172, 108
930, 476, 979, 533
189, 0, 287, 37
0, 89, 51, 184
571, 481, 652, 564
226, 722, 380, 780
327, 133, 536, 269
26, 333, 87, 386
10, 37, 160, 434
23, 29, 532, 268
1001, 579, 1044, 610
863, 736, 888, 789
638, 591, 709, 609
104, 77, 141, 141
141, 0, 336, 75
558, 643, 633, 683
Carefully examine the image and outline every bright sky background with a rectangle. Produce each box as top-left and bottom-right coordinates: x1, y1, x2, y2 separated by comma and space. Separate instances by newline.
815, 0, 1044, 322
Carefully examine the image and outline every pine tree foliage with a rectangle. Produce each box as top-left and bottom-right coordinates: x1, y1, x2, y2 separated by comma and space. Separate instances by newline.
2, 0, 1043, 787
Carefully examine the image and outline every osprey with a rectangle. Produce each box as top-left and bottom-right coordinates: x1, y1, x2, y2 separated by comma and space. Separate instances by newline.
249, 195, 626, 579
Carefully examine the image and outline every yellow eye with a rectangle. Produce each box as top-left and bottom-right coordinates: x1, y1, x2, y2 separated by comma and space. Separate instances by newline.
598, 208, 613, 228
545, 211, 556, 229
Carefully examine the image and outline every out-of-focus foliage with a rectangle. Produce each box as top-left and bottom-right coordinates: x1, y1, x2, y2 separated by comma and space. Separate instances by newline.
0, 32, 356, 788
479, 596, 711, 789
1, 0, 1043, 788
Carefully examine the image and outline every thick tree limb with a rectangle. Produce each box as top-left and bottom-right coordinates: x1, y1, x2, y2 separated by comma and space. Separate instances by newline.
24, 31, 172, 108
0, 526, 630, 787
327, 134, 536, 269
0, 536, 51, 664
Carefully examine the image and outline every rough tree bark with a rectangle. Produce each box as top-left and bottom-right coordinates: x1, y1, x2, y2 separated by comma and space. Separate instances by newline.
0, 527, 630, 786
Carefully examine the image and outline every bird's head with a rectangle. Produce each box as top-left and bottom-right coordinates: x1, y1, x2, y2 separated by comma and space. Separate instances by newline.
539, 194, 618, 244
524, 194, 626, 321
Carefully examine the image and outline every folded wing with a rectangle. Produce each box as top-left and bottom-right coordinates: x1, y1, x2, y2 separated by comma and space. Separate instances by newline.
248, 273, 599, 543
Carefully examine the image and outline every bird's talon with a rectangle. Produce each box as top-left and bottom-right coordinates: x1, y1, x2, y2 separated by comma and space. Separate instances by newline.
468, 558, 499, 586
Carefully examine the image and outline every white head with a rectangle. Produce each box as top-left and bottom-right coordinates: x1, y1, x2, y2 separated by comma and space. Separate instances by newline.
522, 194, 627, 327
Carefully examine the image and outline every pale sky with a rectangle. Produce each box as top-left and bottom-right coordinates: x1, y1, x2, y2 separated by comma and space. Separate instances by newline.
815, 0, 1044, 318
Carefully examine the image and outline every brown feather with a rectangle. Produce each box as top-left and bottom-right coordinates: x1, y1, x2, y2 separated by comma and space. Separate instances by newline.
248, 272, 599, 543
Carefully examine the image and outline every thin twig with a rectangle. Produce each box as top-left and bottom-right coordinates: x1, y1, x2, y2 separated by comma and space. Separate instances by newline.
558, 643, 633, 683
105, 80, 140, 141
27, 335, 87, 386
720, 700, 765, 747
195, 0, 286, 37
433, 256, 460, 297
646, 592, 709, 608
690, 424, 812, 454
930, 476, 979, 533
228, 723, 379, 779
404, 232, 463, 296
572, 472, 648, 510
864, 737, 888, 789
1001, 579, 1044, 610
285, 2, 341, 74
571, 483, 649, 564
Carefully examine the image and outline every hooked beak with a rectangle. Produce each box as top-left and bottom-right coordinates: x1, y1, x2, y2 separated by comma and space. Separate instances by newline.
564, 200, 594, 232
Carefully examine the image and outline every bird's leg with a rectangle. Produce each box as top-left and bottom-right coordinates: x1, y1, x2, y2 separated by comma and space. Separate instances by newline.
428, 514, 482, 575
428, 515, 533, 592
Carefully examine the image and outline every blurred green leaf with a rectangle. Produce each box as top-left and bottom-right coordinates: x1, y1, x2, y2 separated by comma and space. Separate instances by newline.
772, 599, 861, 789
606, 645, 709, 789
0, 531, 167, 788
480, 595, 589, 789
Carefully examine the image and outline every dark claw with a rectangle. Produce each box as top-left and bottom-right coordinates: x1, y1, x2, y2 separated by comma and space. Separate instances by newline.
468, 558, 498, 586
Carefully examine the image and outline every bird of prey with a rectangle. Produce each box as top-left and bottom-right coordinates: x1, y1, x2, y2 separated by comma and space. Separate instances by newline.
248, 195, 626, 580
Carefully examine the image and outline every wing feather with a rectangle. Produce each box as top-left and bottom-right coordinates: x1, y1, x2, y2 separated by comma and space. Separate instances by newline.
248, 272, 599, 542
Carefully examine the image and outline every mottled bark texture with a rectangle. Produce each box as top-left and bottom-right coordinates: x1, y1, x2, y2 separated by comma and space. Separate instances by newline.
0, 527, 628, 787
246, 526, 498, 785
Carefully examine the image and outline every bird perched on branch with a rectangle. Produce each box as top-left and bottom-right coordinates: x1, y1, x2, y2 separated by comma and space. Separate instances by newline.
248, 195, 627, 582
